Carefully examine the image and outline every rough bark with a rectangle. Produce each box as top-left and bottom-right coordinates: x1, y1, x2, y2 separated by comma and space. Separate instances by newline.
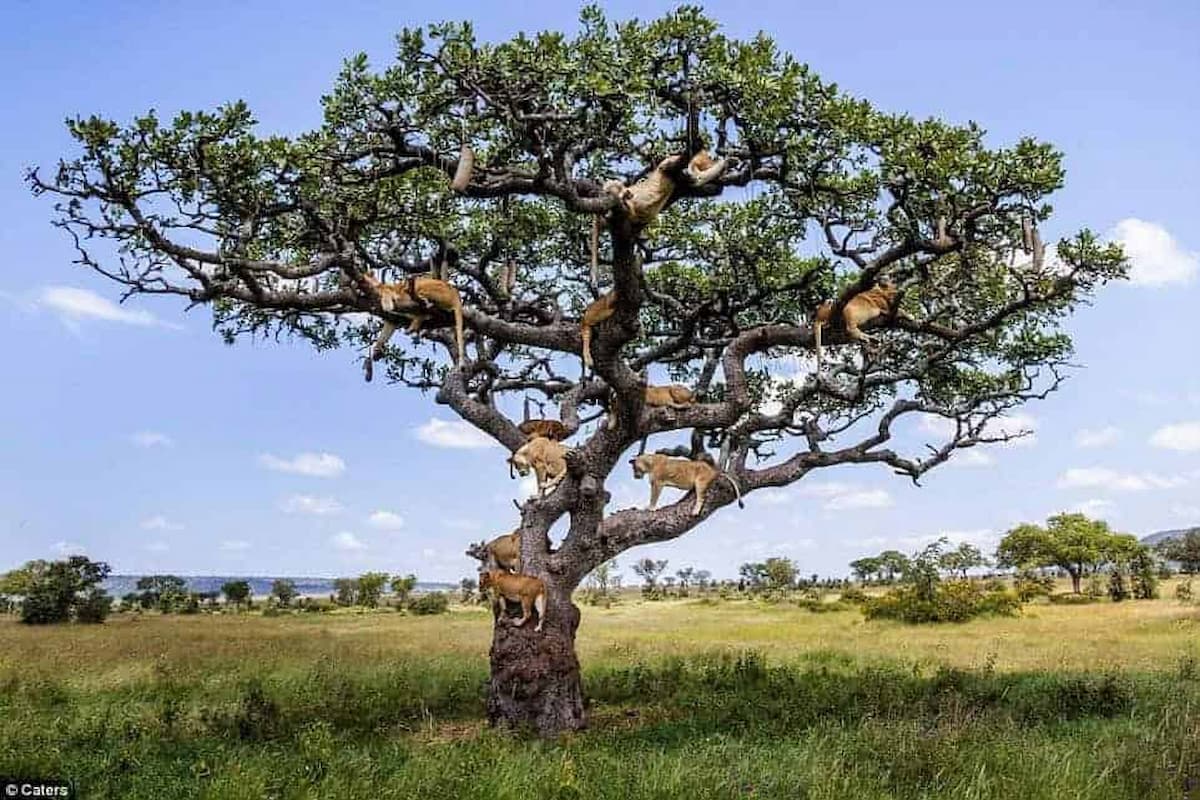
486, 577, 585, 735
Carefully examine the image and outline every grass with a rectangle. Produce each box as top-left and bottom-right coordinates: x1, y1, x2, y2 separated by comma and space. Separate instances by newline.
2, 590, 1199, 798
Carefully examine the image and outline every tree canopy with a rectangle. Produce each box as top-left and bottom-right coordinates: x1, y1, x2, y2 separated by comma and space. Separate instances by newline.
996, 513, 1143, 594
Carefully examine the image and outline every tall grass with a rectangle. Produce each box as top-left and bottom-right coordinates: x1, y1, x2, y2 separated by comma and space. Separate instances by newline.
1, 599, 1198, 798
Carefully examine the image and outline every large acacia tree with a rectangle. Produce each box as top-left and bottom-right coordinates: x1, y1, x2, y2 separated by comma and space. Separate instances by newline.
31, 8, 1126, 735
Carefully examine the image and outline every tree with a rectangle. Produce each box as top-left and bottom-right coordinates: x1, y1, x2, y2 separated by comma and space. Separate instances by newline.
333, 578, 359, 606
15, 557, 112, 625
584, 559, 620, 604
877, 551, 912, 584
694, 569, 712, 592
849, 556, 880, 584
136, 574, 189, 612
632, 559, 668, 595
1159, 530, 1200, 574
356, 572, 390, 607
390, 574, 418, 606
459, 576, 478, 603
271, 579, 299, 607
762, 557, 798, 591
938, 542, 988, 579
30, 10, 1126, 734
674, 566, 695, 595
220, 580, 252, 609
997, 514, 1128, 594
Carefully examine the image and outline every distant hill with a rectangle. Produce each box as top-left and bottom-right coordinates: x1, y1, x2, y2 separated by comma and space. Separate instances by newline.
103, 575, 454, 598
1141, 527, 1198, 547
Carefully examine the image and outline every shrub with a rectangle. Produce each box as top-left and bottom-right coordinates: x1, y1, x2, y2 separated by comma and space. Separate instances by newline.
863, 580, 1019, 624
1048, 592, 1100, 605
1176, 579, 1194, 603
1014, 569, 1056, 602
839, 586, 868, 604
73, 589, 112, 624
408, 592, 450, 615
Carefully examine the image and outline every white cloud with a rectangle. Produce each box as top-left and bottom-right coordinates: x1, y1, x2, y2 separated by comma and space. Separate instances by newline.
825, 489, 893, 510
35, 286, 179, 329
146, 541, 170, 553
52, 541, 86, 556
140, 515, 184, 531
367, 510, 405, 530
258, 452, 346, 478
414, 418, 497, 449
332, 531, 366, 551
799, 481, 856, 499
1109, 218, 1197, 287
1057, 467, 1186, 492
1070, 498, 1116, 517
131, 431, 173, 448
219, 540, 251, 552
1075, 426, 1121, 448
949, 449, 994, 467
280, 495, 342, 515
1149, 421, 1200, 452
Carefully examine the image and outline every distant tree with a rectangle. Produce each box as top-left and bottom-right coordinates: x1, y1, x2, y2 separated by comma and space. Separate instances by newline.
762, 557, 798, 591
849, 557, 881, 584
390, 574, 418, 606
1159, 530, 1200, 574
333, 578, 358, 607
136, 574, 188, 612
459, 577, 478, 604
903, 540, 947, 602
675, 567, 695, 596
632, 559, 668, 594
584, 559, 620, 604
694, 570, 712, 592
997, 513, 1129, 594
877, 551, 911, 583
738, 562, 769, 590
271, 579, 299, 608
1129, 548, 1159, 600
220, 580, 252, 609
938, 543, 988, 579
16, 556, 112, 625
356, 572, 390, 608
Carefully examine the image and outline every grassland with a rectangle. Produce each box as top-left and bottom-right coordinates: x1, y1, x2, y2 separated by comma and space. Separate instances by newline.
2, 587, 1199, 799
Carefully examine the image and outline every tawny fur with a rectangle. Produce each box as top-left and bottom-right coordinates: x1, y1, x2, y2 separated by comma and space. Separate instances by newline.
813, 279, 899, 372
450, 144, 475, 194
361, 273, 465, 377
629, 452, 744, 516
608, 384, 697, 430
507, 436, 569, 498
480, 569, 546, 632
483, 531, 521, 572
518, 419, 569, 442
580, 291, 617, 370
601, 150, 727, 229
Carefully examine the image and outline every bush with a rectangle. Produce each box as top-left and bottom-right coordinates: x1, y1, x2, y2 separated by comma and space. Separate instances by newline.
408, 592, 450, 615
839, 586, 868, 604
73, 589, 112, 624
1176, 579, 1194, 603
1107, 569, 1129, 602
863, 580, 1019, 624
1014, 569, 1056, 602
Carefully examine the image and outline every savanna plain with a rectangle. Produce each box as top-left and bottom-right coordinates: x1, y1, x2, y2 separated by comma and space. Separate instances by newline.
3, 587, 1199, 799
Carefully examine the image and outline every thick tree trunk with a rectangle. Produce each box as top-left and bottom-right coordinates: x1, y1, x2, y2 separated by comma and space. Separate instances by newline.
487, 578, 586, 736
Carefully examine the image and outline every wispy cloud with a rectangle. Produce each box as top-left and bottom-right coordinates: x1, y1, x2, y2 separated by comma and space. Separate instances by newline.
800, 482, 893, 510
131, 431, 174, 448
1108, 218, 1197, 287
1075, 426, 1121, 448
367, 510, 405, 530
1057, 467, 1186, 492
1149, 421, 1200, 452
331, 531, 366, 551
280, 495, 342, 515
140, 515, 184, 531
52, 541, 86, 556
34, 286, 181, 330
414, 418, 497, 449
258, 452, 346, 478
1070, 498, 1117, 517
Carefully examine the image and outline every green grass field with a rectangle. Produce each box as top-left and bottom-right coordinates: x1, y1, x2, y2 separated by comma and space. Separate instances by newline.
2, 589, 1199, 799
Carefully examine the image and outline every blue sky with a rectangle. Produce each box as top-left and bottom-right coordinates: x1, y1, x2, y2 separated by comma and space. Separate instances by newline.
1, 1, 1198, 582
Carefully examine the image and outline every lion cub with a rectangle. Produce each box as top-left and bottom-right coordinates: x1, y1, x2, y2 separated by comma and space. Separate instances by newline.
630, 452, 744, 516
480, 569, 547, 632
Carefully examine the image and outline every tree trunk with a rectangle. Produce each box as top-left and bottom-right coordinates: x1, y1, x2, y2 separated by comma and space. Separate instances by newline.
487, 577, 586, 736
1069, 568, 1081, 594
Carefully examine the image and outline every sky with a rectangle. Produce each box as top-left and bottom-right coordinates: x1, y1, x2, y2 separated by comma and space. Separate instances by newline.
1, 1, 1198, 582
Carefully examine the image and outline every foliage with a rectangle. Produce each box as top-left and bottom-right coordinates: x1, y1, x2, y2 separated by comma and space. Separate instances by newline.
271, 579, 299, 607
221, 580, 252, 609
333, 578, 358, 607
997, 514, 1137, 594
356, 572, 390, 608
1107, 569, 1129, 602
839, 585, 868, 604
583, 559, 621, 606
407, 592, 450, 615
134, 575, 189, 612
390, 574, 418, 605
1129, 550, 1159, 600
14, 557, 112, 625
864, 579, 1020, 623
1013, 568, 1056, 602
1176, 579, 1193, 603
1159, 530, 1200, 574
459, 577, 478, 604
938, 542, 989, 578
632, 559, 669, 598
